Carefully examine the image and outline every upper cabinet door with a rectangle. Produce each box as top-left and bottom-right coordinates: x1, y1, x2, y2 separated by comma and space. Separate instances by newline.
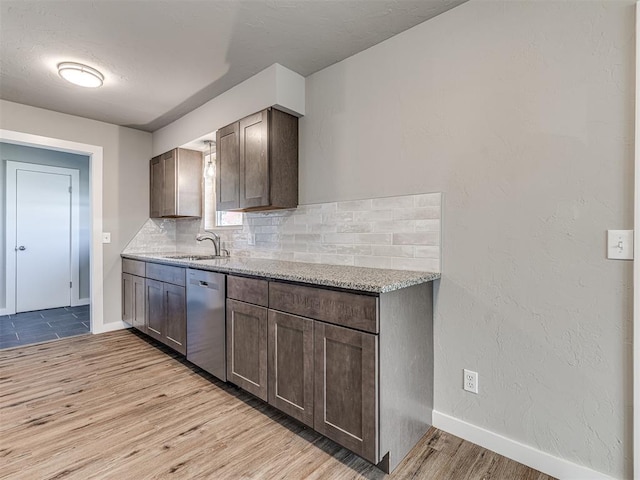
161, 150, 177, 217
175, 149, 203, 217
150, 156, 163, 218
216, 107, 297, 212
216, 122, 241, 211
239, 110, 269, 209
150, 149, 202, 218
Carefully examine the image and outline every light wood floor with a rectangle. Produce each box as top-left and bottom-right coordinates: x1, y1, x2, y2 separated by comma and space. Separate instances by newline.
0, 330, 555, 480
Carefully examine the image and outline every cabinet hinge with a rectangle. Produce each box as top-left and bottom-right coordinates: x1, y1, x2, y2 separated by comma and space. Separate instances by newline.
69, 186, 72, 194
70, 281, 72, 288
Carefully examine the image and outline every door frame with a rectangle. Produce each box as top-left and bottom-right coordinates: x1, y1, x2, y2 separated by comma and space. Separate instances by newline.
0, 129, 104, 334
634, 2, 639, 476
631, 0, 640, 478
5, 162, 81, 314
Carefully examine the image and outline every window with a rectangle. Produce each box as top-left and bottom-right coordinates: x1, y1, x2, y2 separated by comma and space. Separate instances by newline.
203, 152, 243, 230
216, 210, 243, 227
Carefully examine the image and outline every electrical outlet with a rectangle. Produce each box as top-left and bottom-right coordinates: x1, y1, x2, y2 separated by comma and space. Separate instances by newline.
247, 233, 256, 246
463, 369, 478, 394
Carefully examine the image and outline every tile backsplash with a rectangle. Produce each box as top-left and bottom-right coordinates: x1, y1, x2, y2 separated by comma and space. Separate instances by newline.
125, 192, 442, 272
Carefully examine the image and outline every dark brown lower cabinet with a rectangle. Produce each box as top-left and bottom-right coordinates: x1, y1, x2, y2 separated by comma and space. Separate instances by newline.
145, 278, 186, 354
163, 283, 186, 354
226, 299, 268, 401
124, 272, 147, 332
122, 273, 134, 325
267, 310, 314, 427
146, 278, 165, 342
314, 322, 378, 465
122, 267, 434, 474
131, 275, 146, 333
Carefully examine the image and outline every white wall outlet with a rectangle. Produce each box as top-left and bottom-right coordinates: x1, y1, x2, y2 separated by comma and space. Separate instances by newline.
607, 230, 634, 260
102, 232, 111, 244
247, 233, 256, 246
463, 369, 478, 394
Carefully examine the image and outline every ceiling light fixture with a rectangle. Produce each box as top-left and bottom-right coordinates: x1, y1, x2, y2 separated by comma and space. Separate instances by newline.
204, 140, 216, 178
57, 62, 104, 88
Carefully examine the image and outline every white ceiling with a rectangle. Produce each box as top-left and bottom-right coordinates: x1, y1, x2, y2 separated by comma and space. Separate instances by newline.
0, 0, 466, 133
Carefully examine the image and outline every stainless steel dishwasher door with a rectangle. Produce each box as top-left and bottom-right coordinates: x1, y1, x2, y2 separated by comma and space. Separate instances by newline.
186, 269, 226, 381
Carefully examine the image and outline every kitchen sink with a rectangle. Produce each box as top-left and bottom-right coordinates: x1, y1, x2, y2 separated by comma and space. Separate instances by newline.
162, 254, 224, 261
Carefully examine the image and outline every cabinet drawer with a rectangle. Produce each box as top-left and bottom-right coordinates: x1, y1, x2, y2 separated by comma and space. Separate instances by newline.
122, 258, 145, 277
269, 282, 378, 334
227, 275, 269, 307
146, 262, 185, 286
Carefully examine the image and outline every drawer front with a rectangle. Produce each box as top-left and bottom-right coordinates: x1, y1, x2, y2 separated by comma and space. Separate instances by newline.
227, 275, 269, 307
269, 282, 378, 334
122, 258, 145, 277
145, 262, 186, 286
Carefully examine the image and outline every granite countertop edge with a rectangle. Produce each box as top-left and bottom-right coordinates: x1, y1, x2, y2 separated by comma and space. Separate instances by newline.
121, 253, 440, 294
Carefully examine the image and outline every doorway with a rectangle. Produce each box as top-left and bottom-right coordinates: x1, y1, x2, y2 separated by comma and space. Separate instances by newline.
0, 129, 105, 335
6, 162, 81, 313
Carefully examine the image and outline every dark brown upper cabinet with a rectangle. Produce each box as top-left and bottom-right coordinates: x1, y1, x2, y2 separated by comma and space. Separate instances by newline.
150, 148, 203, 218
216, 108, 298, 212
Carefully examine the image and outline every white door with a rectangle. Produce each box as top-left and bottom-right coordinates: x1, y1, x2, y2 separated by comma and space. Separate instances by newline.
15, 170, 72, 312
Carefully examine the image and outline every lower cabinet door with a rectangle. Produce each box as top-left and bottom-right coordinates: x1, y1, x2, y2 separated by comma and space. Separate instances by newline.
146, 278, 165, 343
226, 299, 268, 401
122, 273, 134, 324
132, 275, 147, 333
164, 283, 186, 355
267, 310, 314, 427
314, 322, 379, 464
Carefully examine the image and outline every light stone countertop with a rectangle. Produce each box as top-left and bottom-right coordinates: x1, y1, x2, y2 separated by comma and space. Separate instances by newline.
122, 252, 440, 293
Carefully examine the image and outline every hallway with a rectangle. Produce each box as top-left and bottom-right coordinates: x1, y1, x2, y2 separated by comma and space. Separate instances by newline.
0, 305, 89, 349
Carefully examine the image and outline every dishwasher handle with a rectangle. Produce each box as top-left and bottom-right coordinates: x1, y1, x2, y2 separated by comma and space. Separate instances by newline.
189, 278, 220, 290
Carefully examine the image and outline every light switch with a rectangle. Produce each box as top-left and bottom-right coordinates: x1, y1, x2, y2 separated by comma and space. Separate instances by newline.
102, 232, 111, 244
607, 230, 633, 260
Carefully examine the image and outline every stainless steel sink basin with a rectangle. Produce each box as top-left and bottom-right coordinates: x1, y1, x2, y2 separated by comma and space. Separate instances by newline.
163, 254, 224, 261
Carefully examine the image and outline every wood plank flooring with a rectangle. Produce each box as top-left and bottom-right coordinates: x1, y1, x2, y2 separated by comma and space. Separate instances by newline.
0, 330, 555, 480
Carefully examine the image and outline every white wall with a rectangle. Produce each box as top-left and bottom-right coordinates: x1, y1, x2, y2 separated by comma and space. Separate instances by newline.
299, 1, 634, 478
0, 100, 152, 327
152, 63, 305, 156
0, 143, 91, 304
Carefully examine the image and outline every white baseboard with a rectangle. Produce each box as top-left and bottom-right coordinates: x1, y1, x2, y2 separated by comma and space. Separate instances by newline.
75, 298, 90, 306
432, 411, 615, 480
92, 320, 129, 334
0, 308, 11, 316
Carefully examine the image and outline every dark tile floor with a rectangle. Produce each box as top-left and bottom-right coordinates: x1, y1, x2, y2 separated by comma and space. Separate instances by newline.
0, 305, 90, 350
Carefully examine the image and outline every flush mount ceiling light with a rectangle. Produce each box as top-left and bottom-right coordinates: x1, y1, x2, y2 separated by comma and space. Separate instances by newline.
57, 62, 104, 88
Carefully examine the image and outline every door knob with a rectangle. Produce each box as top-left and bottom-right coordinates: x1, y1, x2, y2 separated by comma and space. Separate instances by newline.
16, 246, 26, 251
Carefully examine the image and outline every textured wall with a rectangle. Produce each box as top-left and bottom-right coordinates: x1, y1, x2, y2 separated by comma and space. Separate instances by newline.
0, 143, 91, 305
0, 100, 152, 327
299, 1, 634, 478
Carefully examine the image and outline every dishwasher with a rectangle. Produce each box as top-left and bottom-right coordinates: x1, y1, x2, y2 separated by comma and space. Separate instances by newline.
186, 269, 226, 381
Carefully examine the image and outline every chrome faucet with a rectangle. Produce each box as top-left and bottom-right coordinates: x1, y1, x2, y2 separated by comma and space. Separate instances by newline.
196, 232, 221, 256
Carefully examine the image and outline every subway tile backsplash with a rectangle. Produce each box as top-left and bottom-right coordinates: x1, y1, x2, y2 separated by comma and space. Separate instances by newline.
124, 192, 442, 273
